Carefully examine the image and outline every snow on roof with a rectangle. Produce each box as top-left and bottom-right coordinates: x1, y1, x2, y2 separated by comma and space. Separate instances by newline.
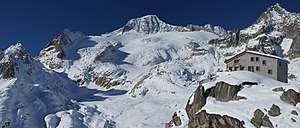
225, 50, 289, 63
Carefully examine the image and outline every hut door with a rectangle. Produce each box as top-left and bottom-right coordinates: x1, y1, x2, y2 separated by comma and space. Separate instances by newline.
248, 66, 254, 72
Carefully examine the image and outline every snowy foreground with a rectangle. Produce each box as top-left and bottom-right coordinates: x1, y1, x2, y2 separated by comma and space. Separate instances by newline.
201, 71, 300, 127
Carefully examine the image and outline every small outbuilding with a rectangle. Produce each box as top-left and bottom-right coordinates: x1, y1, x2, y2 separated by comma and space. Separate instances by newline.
225, 50, 289, 83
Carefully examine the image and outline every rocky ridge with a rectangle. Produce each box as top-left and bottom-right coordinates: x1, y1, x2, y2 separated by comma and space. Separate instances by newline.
111, 15, 228, 37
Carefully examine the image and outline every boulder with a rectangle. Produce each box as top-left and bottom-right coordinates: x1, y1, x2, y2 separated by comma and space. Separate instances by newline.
291, 118, 297, 122
268, 104, 281, 117
172, 112, 182, 126
280, 89, 300, 106
188, 110, 245, 128
251, 109, 264, 127
262, 115, 274, 128
291, 110, 298, 116
272, 87, 284, 92
205, 81, 242, 102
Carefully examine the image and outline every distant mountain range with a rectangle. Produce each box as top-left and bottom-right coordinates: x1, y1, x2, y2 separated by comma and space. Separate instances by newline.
0, 3, 300, 128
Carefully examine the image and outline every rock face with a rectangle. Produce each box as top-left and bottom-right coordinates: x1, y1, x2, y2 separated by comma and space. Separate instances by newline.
186, 86, 207, 119
0, 58, 17, 79
186, 82, 245, 127
0, 43, 33, 79
280, 89, 300, 106
205, 81, 242, 102
188, 110, 245, 128
39, 29, 85, 60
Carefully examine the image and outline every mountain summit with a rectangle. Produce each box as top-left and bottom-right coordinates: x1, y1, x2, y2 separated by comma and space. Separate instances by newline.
111, 15, 228, 37
113, 15, 179, 34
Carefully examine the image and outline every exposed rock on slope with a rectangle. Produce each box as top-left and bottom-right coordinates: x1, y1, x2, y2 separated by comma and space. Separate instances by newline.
186, 86, 206, 119
280, 89, 300, 106
205, 81, 242, 102
186, 81, 245, 127
189, 110, 245, 128
0, 43, 33, 79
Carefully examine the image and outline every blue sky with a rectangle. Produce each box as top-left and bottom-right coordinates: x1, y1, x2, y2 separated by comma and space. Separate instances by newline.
0, 0, 299, 55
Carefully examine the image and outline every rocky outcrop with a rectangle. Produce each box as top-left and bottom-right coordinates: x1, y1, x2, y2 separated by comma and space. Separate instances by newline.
186, 86, 206, 119
0, 58, 17, 79
92, 73, 121, 89
0, 43, 33, 79
205, 81, 242, 102
188, 110, 245, 128
0, 48, 4, 60
268, 104, 281, 117
280, 89, 300, 106
186, 82, 245, 127
40, 29, 85, 59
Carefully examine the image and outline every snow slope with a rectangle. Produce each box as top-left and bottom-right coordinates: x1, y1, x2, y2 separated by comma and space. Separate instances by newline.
38, 29, 221, 128
0, 43, 115, 128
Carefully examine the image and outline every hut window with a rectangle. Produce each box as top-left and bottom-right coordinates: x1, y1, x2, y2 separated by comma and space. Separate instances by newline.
256, 57, 260, 61
256, 66, 260, 71
234, 60, 239, 64
268, 69, 272, 74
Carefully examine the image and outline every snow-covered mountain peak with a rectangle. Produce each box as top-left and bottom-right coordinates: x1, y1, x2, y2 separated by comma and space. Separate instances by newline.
109, 15, 228, 37
266, 3, 288, 14
3, 42, 32, 64
111, 15, 180, 35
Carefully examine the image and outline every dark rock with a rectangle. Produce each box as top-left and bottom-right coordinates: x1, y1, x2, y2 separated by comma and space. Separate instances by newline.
280, 89, 300, 106
92, 73, 121, 89
268, 104, 281, 117
164, 112, 182, 128
241, 81, 258, 86
0, 48, 4, 60
188, 110, 245, 128
205, 81, 242, 102
272, 87, 284, 92
291, 110, 298, 116
172, 112, 182, 126
186, 85, 206, 119
0, 58, 17, 79
251, 109, 264, 127
262, 115, 274, 128
291, 118, 296, 122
